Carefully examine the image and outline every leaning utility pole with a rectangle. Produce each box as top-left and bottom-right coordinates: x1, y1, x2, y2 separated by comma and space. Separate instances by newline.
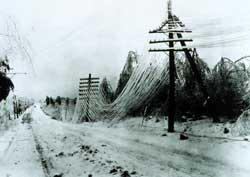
79, 73, 99, 121
149, 0, 213, 132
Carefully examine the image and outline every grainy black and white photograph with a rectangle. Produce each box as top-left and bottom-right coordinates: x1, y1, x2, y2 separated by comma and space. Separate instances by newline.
0, 0, 250, 177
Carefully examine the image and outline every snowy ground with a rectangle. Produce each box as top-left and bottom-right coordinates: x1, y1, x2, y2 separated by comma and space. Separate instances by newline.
0, 104, 250, 177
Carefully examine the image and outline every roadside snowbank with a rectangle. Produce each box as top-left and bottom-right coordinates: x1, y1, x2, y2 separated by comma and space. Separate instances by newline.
0, 98, 15, 133
232, 110, 250, 136
108, 116, 235, 138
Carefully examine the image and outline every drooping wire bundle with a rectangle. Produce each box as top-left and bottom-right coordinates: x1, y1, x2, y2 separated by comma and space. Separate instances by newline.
73, 53, 169, 122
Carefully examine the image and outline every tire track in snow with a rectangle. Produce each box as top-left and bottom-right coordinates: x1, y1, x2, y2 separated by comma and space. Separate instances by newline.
0, 127, 19, 161
30, 124, 51, 177
0, 119, 48, 177
3, 131, 18, 157
22, 107, 52, 177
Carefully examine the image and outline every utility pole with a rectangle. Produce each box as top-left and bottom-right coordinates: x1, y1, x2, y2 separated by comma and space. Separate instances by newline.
149, 0, 214, 132
168, 0, 175, 132
79, 74, 99, 121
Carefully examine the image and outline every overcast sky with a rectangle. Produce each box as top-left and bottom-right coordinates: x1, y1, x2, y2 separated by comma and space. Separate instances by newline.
1, 0, 250, 99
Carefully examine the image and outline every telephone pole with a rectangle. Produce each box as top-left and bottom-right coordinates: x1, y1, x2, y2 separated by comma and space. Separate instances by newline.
149, 0, 213, 132
79, 73, 99, 121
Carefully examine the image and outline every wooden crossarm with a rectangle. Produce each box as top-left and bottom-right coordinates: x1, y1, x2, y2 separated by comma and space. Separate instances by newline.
149, 29, 192, 34
79, 81, 99, 85
150, 39, 193, 44
79, 92, 98, 96
79, 88, 99, 92
80, 77, 99, 80
79, 97, 98, 100
79, 85, 99, 88
149, 48, 192, 52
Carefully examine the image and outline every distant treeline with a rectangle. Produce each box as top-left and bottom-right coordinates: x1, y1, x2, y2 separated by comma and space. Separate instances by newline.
45, 96, 77, 106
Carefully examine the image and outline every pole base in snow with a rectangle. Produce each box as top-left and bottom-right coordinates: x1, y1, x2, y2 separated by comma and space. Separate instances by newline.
168, 128, 175, 133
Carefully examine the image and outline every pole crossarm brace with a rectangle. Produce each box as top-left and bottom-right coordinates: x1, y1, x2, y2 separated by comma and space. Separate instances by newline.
158, 20, 169, 31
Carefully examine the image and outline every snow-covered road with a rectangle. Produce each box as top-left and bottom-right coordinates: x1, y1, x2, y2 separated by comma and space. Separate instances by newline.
0, 112, 46, 177
0, 105, 250, 177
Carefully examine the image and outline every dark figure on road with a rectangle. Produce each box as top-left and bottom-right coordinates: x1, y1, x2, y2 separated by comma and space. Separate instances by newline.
0, 74, 14, 102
